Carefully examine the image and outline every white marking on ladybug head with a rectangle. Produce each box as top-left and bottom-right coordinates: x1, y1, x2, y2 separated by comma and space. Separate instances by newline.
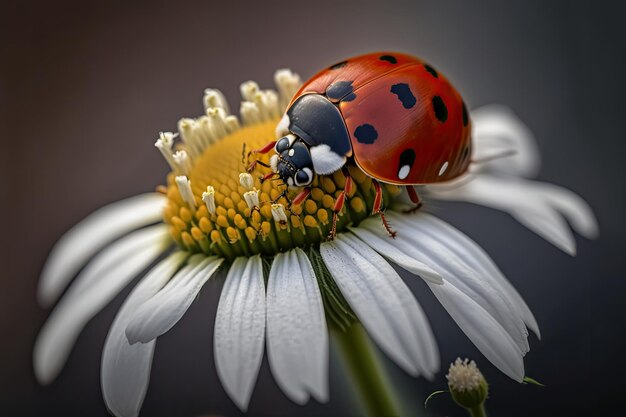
288, 148, 295, 157
398, 165, 411, 180
269, 154, 279, 172
439, 161, 449, 176
310, 144, 347, 175
275, 113, 290, 138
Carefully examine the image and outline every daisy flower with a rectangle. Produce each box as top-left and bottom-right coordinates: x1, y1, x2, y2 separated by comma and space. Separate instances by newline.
34, 67, 597, 417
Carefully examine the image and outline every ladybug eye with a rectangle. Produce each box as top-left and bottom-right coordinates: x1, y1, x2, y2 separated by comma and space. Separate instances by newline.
294, 168, 313, 186
275, 134, 297, 153
275, 137, 290, 153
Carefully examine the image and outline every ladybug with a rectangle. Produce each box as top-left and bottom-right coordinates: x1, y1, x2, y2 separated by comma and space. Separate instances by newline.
254, 52, 472, 238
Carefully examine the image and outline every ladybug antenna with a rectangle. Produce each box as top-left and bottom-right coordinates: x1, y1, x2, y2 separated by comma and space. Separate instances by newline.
470, 149, 517, 165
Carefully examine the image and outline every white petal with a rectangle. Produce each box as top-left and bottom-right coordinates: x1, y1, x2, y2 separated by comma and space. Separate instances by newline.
470, 105, 540, 177
374, 212, 531, 354
101, 252, 187, 417
33, 225, 169, 385
125, 255, 223, 344
427, 175, 596, 255
266, 249, 328, 404
214, 256, 265, 412
399, 213, 540, 338
532, 182, 599, 239
320, 234, 439, 378
428, 280, 525, 381
347, 226, 443, 285
38, 193, 166, 307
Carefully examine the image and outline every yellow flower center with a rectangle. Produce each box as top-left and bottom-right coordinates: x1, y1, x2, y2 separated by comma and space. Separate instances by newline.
163, 120, 402, 260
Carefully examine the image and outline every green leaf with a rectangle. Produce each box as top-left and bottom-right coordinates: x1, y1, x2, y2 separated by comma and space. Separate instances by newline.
523, 376, 545, 387
424, 390, 447, 408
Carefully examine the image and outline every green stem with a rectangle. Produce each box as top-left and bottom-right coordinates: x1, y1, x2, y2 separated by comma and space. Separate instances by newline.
331, 323, 402, 417
468, 404, 487, 417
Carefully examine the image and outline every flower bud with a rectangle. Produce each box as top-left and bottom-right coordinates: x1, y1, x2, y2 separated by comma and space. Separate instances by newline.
446, 358, 489, 410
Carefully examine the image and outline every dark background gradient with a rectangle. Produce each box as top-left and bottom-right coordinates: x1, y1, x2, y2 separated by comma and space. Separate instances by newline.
2, 0, 625, 416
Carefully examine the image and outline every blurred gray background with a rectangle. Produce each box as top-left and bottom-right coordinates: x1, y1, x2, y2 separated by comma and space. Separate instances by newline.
1, 0, 624, 416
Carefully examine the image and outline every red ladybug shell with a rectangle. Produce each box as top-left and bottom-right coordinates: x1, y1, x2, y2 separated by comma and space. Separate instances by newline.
289, 52, 472, 185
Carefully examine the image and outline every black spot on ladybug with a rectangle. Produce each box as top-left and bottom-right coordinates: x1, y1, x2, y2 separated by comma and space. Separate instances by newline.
424, 64, 438, 78
342, 93, 357, 102
397, 148, 416, 180
326, 81, 354, 102
462, 102, 468, 126
354, 124, 378, 144
379, 55, 397, 64
432, 96, 448, 123
390, 83, 417, 109
329, 61, 348, 70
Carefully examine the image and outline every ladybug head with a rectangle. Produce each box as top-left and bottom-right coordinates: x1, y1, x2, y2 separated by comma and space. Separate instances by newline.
269, 134, 314, 187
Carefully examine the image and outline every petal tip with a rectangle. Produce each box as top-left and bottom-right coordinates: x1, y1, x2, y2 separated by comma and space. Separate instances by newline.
33, 347, 55, 386
124, 323, 146, 345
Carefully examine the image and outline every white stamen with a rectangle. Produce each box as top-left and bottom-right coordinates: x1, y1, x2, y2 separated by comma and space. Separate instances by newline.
271, 203, 288, 223
224, 115, 240, 133
173, 150, 192, 175
206, 107, 228, 138
446, 358, 484, 392
259, 89, 280, 119
243, 190, 260, 210
202, 186, 216, 214
178, 107, 231, 159
203, 88, 230, 114
175, 176, 197, 208
240, 80, 281, 123
239, 173, 254, 190
439, 161, 449, 176
154, 132, 179, 171
274, 69, 302, 109
251, 92, 272, 120
240, 101, 261, 126
240, 81, 260, 102
177, 118, 202, 158
156, 131, 176, 149
195, 116, 214, 149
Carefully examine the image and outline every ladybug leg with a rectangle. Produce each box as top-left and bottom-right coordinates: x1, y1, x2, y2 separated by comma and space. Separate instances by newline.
246, 140, 277, 172
327, 170, 355, 240
372, 179, 397, 239
403, 185, 423, 213
260, 170, 277, 183
291, 187, 311, 208
253, 140, 278, 154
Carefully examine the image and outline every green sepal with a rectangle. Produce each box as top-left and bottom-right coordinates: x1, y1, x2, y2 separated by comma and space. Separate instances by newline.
522, 376, 545, 387
424, 390, 447, 408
